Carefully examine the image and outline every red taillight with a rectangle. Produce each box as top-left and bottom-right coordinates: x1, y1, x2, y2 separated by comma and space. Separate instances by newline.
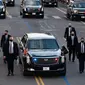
55, 58, 58, 61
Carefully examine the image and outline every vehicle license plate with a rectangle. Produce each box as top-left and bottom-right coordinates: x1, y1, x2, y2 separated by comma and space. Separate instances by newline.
32, 13, 36, 15
81, 16, 85, 18
43, 67, 49, 71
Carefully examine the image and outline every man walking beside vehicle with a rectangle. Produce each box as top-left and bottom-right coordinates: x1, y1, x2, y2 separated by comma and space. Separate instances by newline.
64, 23, 76, 49
68, 31, 78, 62
76, 38, 85, 74
3, 36, 19, 76
1, 30, 11, 64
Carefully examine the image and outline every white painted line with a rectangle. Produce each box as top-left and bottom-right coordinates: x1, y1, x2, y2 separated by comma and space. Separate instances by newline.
44, 16, 48, 19
81, 21, 85, 25
6, 10, 12, 19
56, 8, 66, 14
52, 16, 61, 19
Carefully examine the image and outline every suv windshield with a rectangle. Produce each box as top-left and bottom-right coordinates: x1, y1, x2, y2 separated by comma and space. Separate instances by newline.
0, 1, 3, 5
73, 3, 85, 8
27, 39, 59, 50
25, 0, 40, 6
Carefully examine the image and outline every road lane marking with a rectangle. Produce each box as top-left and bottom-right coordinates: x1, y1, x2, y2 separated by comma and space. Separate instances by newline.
62, 76, 70, 85
39, 76, 45, 85
35, 76, 41, 85
52, 16, 61, 19
44, 15, 48, 19
81, 21, 85, 24
56, 8, 66, 14
6, 10, 12, 18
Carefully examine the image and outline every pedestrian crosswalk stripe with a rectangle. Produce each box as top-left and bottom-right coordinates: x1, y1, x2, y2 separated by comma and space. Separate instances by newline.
52, 16, 61, 19
44, 16, 48, 19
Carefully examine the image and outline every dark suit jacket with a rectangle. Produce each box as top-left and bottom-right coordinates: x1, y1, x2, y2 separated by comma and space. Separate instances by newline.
1, 34, 11, 47
64, 27, 76, 41
3, 41, 19, 60
77, 42, 85, 54
76, 42, 85, 59
67, 36, 78, 48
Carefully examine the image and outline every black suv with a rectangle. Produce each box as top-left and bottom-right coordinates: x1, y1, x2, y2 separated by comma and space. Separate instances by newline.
0, 0, 6, 18
20, 0, 44, 18
42, 0, 58, 7
66, 1, 85, 20
5, 0, 15, 6
18, 33, 67, 76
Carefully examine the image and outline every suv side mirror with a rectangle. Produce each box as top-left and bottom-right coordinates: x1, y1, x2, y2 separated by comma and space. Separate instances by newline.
61, 46, 68, 55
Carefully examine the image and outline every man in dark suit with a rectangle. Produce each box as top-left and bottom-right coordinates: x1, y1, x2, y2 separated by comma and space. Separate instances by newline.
68, 31, 78, 62
1, 30, 11, 64
64, 23, 76, 48
76, 38, 85, 74
3, 36, 19, 76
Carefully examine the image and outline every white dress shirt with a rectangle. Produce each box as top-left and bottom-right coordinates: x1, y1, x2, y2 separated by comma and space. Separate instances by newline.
71, 36, 74, 45
81, 42, 84, 53
9, 41, 14, 54
5, 35, 8, 43
69, 27, 71, 36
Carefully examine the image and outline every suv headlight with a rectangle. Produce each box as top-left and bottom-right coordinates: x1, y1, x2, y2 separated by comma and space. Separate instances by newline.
41, 7, 44, 11
26, 55, 30, 64
24, 7, 26, 11
11, 0, 14, 1
3, 8, 5, 12
73, 10, 78, 13
61, 56, 65, 63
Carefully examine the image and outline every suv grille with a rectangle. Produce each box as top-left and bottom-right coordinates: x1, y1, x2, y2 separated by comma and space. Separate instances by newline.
33, 58, 59, 65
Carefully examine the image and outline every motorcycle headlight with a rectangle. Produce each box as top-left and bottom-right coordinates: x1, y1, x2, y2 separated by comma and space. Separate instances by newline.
73, 10, 78, 13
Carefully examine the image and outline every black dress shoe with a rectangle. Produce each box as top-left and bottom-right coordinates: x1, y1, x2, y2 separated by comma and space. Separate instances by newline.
72, 60, 74, 62
7, 74, 10, 76
80, 71, 83, 74
11, 73, 14, 76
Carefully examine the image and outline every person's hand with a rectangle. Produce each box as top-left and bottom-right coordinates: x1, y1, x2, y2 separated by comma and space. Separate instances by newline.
3, 56, 6, 59
63, 38, 66, 41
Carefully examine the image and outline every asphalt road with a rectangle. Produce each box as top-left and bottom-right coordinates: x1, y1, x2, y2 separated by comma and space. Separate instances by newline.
0, 0, 85, 85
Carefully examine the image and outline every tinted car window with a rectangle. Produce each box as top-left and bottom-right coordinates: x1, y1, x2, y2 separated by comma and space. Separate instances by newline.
27, 39, 59, 50
25, 0, 41, 6
73, 3, 85, 8
0, 1, 3, 5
